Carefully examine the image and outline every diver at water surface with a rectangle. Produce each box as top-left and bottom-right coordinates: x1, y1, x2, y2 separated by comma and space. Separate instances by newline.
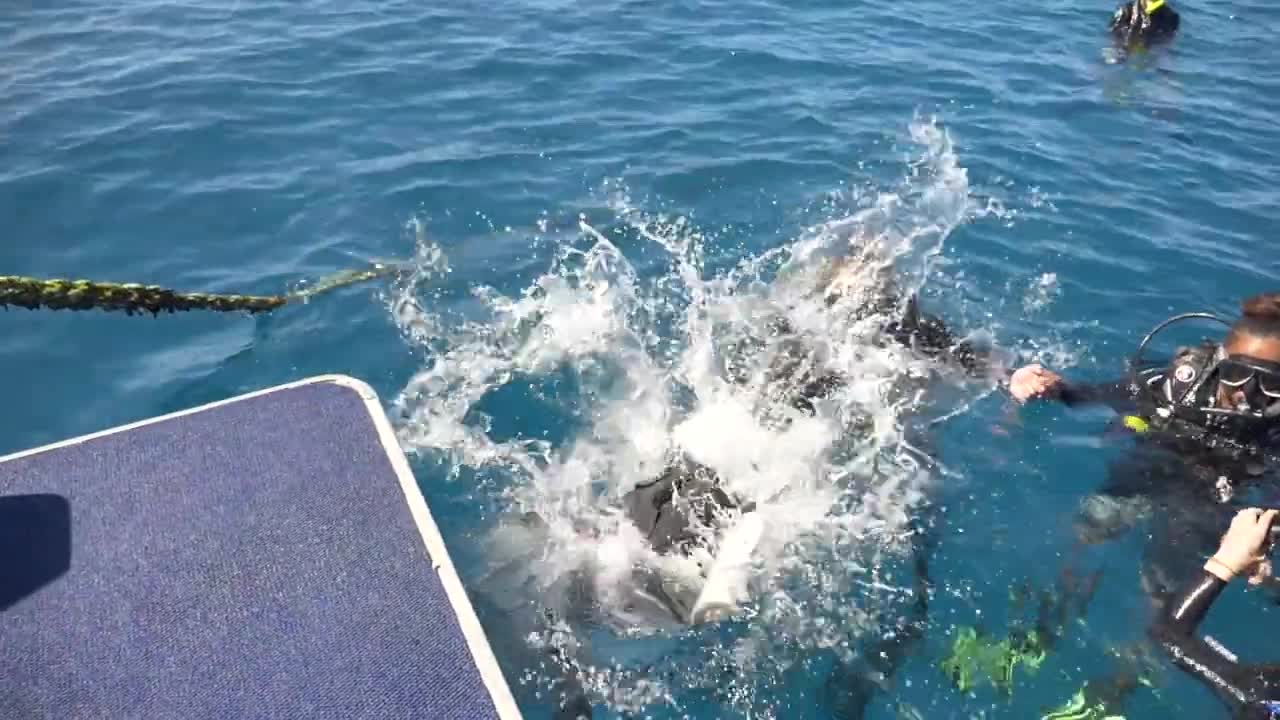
1011, 293, 1280, 454
490, 231, 994, 719
1009, 293, 1280, 593
970, 296, 1280, 719
1111, 0, 1180, 48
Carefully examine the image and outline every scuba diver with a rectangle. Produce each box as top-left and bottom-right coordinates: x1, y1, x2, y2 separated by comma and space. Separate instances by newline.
1110, 0, 1180, 48
1013, 292, 1280, 446
1012, 293, 1280, 426
1151, 507, 1280, 719
1010, 293, 1280, 582
1007, 294, 1280, 717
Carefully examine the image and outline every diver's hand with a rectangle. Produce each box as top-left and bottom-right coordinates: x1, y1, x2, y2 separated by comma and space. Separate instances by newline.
1008, 364, 1065, 403
1207, 508, 1279, 582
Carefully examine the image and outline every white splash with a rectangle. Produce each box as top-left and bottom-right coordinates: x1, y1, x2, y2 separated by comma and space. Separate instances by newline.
1023, 272, 1061, 313
390, 117, 986, 718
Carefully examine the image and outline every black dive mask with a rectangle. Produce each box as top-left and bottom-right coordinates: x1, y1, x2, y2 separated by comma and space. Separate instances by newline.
1132, 313, 1280, 432
1213, 355, 1280, 418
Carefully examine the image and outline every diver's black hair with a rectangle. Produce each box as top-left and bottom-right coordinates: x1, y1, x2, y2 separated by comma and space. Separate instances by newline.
1229, 293, 1280, 341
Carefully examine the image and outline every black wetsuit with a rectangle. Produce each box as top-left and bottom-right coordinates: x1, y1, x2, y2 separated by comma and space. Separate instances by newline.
623, 456, 742, 558
1111, 1, 1180, 46
1151, 571, 1280, 719
1050, 356, 1279, 593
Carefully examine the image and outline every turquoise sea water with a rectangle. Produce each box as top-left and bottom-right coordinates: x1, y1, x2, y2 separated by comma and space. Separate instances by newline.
4, 1, 1280, 718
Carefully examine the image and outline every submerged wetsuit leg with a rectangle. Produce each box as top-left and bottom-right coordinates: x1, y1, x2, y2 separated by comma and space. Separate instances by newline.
822, 512, 937, 720
1071, 448, 1174, 546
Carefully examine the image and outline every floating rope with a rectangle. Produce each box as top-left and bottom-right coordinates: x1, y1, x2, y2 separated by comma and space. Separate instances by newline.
0, 263, 399, 316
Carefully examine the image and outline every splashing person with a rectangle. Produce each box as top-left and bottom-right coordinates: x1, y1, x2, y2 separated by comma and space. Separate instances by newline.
392, 119, 991, 718
625, 247, 986, 623
617, 241, 991, 717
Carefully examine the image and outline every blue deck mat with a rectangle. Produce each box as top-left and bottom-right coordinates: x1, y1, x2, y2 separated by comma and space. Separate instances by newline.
0, 376, 521, 720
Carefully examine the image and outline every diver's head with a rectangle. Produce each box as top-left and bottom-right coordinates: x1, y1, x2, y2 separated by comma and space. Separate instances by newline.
1217, 294, 1280, 413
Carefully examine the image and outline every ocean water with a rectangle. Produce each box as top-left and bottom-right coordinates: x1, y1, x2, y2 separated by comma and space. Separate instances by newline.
4, 1, 1280, 718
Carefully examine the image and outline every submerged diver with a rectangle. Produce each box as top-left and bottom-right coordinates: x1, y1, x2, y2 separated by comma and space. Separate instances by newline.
1110, 0, 1180, 48
1151, 508, 1280, 719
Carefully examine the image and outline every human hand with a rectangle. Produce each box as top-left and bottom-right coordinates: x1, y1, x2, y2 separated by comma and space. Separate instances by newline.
1206, 508, 1278, 582
1008, 364, 1065, 403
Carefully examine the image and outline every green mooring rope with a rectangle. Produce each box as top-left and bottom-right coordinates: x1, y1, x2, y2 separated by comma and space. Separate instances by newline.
0, 264, 399, 316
